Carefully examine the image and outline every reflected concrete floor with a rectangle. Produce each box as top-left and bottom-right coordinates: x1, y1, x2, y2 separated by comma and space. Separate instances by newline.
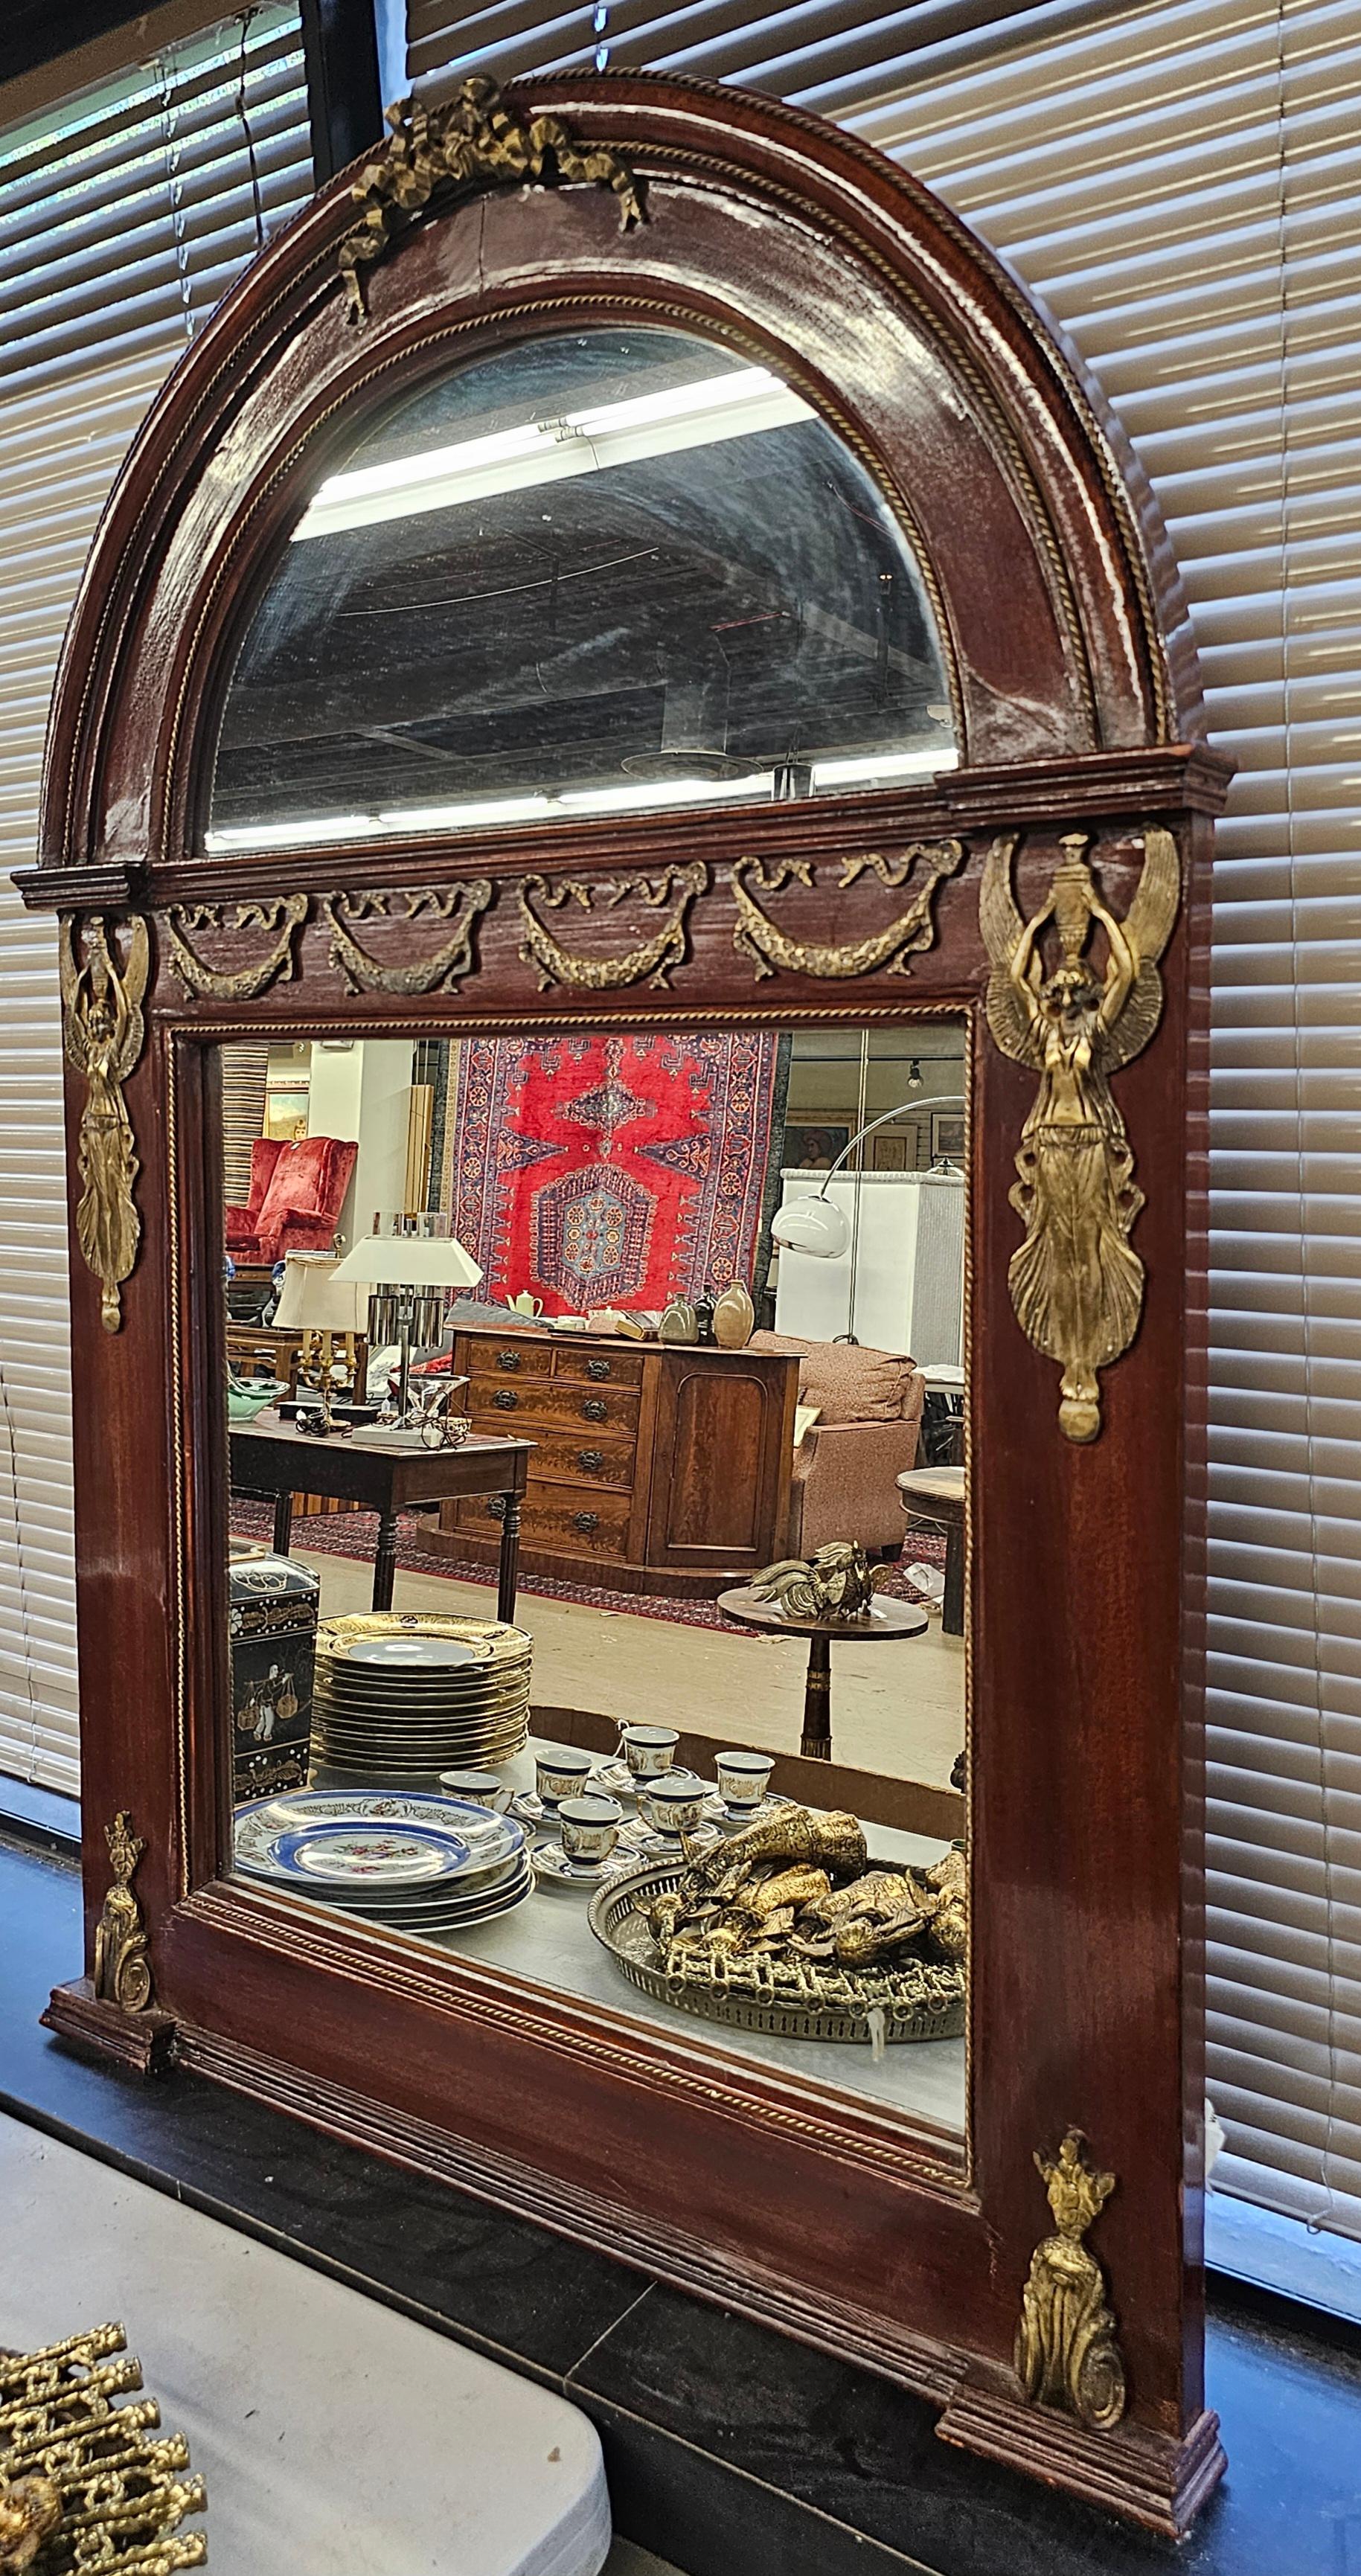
298, 1548, 966, 1790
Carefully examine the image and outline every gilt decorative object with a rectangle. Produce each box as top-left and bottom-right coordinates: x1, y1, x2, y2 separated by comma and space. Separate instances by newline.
339, 84, 644, 321
981, 827, 1181, 1441
92, 1813, 153, 2014
1015, 2128, 1126, 2430
730, 843, 964, 981
752, 1540, 888, 1621
517, 863, 708, 990
321, 883, 493, 994
0, 2322, 206, 2572
59, 917, 150, 1333
589, 1807, 965, 2043
162, 894, 307, 999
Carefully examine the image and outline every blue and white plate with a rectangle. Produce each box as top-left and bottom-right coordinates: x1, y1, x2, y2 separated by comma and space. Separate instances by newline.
234, 1790, 523, 1890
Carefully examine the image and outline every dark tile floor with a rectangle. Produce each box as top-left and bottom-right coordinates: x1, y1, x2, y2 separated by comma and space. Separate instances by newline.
4, 1833, 1359, 2576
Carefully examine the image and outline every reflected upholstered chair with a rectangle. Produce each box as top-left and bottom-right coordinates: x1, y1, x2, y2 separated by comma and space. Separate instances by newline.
225, 1135, 357, 1263
748, 1332, 926, 1557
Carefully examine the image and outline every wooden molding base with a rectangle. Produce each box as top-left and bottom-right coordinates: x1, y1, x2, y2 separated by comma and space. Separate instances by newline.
42, 1977, 179, 2077
173, 2014, 962, 2408
937, 2361, 1226, 2537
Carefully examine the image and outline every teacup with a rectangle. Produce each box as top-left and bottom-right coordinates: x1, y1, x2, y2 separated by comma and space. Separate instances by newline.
714, 1749, 775, 1810
638, 1772, 708, 1839
439, 1769, 512, 1813
557, 1795, 622, 1865
619, 1724, 679, 1781
534, 1746, 595, 1808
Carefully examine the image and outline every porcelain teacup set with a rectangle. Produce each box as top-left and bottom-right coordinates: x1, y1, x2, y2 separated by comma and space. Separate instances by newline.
508, 1727, 781, 1886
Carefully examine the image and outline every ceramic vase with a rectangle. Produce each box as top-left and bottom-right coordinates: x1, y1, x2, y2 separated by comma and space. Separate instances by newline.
711, 1281, 755, 1348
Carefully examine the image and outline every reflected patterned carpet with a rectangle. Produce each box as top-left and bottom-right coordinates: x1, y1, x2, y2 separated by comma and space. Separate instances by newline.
228, 1499, 948, 1630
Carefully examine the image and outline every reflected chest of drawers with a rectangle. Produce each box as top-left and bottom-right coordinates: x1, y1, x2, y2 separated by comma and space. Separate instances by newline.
412, 1324, 799, 1598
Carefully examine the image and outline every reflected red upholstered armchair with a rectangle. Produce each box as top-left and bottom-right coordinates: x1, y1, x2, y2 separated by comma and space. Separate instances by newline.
225, 1135, 357, 1263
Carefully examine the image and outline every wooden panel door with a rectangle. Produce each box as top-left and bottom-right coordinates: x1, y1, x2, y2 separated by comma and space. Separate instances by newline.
647, 1350, 797, 1577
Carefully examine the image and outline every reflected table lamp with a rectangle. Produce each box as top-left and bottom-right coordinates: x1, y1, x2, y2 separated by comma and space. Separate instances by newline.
271, 1252, 373, 1426
332, 1214, 482, 1423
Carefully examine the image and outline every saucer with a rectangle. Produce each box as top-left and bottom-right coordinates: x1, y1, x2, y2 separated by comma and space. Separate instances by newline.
627, 1822, 723, 1862
531, 1840, 635, 1889
708, 1790, 792, 1830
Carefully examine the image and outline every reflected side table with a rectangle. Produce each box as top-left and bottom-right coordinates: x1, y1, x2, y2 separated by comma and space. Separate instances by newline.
716, 1587, 928, 1760
230, 1420, 534, 1621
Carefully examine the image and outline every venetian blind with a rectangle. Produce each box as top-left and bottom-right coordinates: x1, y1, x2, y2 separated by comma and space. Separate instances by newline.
404, 0, 1361, 2241
0, 5, 312, 1794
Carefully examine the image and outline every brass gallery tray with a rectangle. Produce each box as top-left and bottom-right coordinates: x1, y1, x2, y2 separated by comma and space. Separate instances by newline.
588, 1862, 966, 2045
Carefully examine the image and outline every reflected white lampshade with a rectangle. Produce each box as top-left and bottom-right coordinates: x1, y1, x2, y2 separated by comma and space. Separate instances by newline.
271, 1252, 372, 1333
771, 1197, 851, 1259
332, 1229, 482, 1289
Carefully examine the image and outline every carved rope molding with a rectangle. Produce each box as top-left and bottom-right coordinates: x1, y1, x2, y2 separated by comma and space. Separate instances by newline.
730, 843, 965, 981
59, 913, 150, 1332
517, 862, 709, 990
338, 83, 645, 323
979, 826, 1181, 1443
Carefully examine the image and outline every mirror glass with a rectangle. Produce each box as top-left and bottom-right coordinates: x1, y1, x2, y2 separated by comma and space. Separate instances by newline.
221, 1021, 968, 2146
208, 327, 955, 850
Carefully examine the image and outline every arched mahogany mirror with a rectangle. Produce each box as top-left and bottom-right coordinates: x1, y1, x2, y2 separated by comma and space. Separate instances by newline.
26, 72, 1229, 2539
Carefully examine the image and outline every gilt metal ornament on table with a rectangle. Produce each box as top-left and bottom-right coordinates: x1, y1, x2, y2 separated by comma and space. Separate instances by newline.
752, 1541, 889, 1621
339, 83, 645, 323
59, 917, 150, 1333
1015, 2127, 1127, 2430
980, 827, 1181, 1441
0, 2322, 205, 2572
92, 1813, 153, 2014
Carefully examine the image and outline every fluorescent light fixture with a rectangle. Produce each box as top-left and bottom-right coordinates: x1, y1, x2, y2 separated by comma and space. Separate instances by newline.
811, 747, 960, 786
556, 771, 772, 815
375, 794, 554, 830
292, 368, 814, 540
204, 813, 380, 850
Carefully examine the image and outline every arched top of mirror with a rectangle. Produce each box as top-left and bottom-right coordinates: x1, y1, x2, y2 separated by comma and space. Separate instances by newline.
206, 324, 956, 853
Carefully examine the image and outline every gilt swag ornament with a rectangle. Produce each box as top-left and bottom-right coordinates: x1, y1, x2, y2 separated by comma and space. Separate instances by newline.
980, 829, 1181, 1441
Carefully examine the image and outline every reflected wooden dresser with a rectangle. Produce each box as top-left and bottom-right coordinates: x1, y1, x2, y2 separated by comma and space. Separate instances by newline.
411, 1324, 799, 1598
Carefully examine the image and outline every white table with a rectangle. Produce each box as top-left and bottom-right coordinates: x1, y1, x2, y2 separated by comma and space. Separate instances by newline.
0, 2115, 611, 2576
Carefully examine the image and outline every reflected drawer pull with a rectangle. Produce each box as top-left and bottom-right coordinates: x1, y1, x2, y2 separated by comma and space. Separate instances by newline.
582, 1397, 608, 1422
493, 1389, 519, 1411
572, 1512, 600, 1535
485, 1497, 506, 1520
577, 1449, 604, 1473
586, 1358, 610, 1381
496, 1349, 522, 1371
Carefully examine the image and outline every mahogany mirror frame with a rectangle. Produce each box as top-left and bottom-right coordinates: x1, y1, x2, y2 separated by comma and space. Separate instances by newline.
19, 73, 1232, 2535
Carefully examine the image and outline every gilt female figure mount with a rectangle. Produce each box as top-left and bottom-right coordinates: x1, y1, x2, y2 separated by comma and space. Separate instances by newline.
981, 829, 1181, 1441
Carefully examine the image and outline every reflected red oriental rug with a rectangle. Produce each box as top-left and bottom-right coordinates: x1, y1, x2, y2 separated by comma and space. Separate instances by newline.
449, 1033, 787, 1314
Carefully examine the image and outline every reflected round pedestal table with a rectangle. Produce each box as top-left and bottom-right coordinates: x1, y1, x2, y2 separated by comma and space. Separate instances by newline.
716, 1586, 929, 1760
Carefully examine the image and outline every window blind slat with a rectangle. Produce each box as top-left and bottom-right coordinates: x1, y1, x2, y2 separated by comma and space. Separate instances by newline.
0, 9, 310, 1794
406, 0, 1361, 2243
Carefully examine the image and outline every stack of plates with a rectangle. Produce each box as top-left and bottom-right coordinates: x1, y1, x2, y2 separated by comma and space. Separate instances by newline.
234, 1789, 531, 1932
311, 1614, 532, 1781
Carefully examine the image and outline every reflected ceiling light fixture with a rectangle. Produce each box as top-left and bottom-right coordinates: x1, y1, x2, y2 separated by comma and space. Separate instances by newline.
292, 368, 814, 540
908, 1059, 923, 1089
772, 1096, 967, 1260
810, 747, 959, 785
204, 813, 380, 850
